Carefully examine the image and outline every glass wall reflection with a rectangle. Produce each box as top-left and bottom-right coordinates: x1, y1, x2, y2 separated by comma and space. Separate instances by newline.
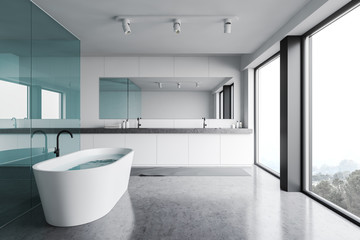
0, 0, 80, 227
30, 3, 80, 205
0, 0, 32, 227
99, 78, 141, 119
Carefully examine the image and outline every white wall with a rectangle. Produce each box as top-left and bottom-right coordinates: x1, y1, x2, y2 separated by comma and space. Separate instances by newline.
141, 91, 213, 119
81, 56, 242, 126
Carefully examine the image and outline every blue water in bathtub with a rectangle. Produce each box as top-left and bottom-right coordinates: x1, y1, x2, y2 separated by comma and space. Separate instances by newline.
68, 154, 125, 170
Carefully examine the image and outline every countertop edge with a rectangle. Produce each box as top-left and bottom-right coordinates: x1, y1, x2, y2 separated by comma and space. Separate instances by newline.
80, 128, 253, 134
0, 128, 253, 134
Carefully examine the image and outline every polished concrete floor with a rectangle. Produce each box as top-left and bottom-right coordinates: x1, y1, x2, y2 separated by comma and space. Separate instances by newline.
0, 166, 359, 240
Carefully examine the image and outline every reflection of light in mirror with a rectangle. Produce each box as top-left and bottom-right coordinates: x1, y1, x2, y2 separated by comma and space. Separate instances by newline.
41, 89, 61, 119
0, 80, 28, 119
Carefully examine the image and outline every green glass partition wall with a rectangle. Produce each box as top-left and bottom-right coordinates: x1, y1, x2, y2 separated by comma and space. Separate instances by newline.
30, 3, 80, 205
0, 0, 32, 227
0, 0, 80, 228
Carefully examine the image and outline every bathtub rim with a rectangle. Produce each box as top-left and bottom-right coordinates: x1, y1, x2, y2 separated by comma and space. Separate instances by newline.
32, 147, 134, 173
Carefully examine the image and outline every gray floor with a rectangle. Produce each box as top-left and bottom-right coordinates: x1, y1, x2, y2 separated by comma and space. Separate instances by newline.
0, 166, 360, 240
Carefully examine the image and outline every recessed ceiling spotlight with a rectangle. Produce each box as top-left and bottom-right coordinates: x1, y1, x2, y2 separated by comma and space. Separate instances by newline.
173, 19, 181, 34
122, 18, 131, 34
177, 82, 181, 88
224, 18, 231, 34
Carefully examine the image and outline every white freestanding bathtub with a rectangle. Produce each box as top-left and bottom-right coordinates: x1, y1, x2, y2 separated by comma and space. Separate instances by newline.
32, 148, 134, 227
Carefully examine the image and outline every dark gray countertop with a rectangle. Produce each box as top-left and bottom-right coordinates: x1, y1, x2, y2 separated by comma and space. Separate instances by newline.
80, 128, 253, 134
0, 128, 252, 134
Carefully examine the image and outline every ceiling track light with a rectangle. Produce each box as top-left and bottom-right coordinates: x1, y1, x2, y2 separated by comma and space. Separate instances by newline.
224, 18, 232, 34
154, 81, 201, 89
115, 15, 238, 35
173, 19, 181, 34
122, 18, 131, 35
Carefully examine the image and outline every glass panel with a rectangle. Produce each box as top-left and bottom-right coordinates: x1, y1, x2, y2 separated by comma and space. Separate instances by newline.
0, 0, 80, 228
0, 0, 32, 227
99, 78, 128, 119
310, 5, 360, 218
128, 79, 142, 119
31, 3, 81, 206
257, 56, 280, 173
41, 89, 61, 119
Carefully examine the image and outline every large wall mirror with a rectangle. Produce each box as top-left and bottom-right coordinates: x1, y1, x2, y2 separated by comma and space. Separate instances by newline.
99, 77, 234, 119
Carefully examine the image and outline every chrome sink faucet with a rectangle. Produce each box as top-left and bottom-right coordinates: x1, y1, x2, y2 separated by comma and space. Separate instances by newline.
54, 130, 73, 157
202, 117, 207, 128
32, 130, 48, 153
11, 117, 17, 128
137, 117, 142, 128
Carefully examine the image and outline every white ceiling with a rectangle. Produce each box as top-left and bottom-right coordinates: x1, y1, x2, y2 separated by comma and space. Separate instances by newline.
32, 0, 311, 56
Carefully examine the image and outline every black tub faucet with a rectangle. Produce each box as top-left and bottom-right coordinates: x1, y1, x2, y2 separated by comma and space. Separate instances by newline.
55, 130, 73, 157
32, 130, 48, 153
202, 117, 207, 128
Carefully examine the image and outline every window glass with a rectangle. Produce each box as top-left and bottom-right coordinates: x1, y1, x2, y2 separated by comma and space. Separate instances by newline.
257, 56, 280, 173
0, 80, 28, 119
310, 5, 360, 218
41, 89, 61, 119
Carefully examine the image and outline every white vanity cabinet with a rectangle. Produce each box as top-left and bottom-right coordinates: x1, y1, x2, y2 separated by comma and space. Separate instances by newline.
188, 134, 221, 165
80, 130, 253, 166
157, 134, 189, 165
125, 134, 157, 165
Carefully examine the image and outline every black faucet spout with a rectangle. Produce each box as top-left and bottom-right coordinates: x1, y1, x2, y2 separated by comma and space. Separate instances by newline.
55, 130, 73, 157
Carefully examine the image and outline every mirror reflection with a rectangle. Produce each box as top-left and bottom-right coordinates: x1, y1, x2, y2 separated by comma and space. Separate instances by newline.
99, 77, 234, 119
0, 79, 64, 120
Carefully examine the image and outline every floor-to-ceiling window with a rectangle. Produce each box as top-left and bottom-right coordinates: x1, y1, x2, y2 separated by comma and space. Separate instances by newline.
255, 55, 280, 175
304, 1, 360, 222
